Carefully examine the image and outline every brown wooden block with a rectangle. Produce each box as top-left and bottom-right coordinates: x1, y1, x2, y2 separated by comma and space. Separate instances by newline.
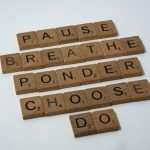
120, 36, 145, 55
41, 48, 64, 67
1, 53, 22, 74
64, 90, 89, 113
118, 57, 143, 78
75, 23, 98, 41
17, 31, 39, 50
80, 42, 104, 61
128, 80, 150, 101
35, 71, 59, 92
56, 67, 80, 88
13, 73, 36, 95
98, 61, 121, 81
56, 26, 79, 44
36, 28, 59, 47
61, 45, 85, 64
69, 112, 96, 137
85, 87, 111, 109
20, 96, 45, 119
42, 94, 67, 116
21, 51, 43, 70
100, 39, 124, 58
77, 64, 101, 85
92, 109, 121, 133
94, 20, 118, 38
106, 82, 132, 105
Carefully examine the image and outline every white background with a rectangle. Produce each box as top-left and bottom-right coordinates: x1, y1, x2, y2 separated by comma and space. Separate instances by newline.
0, 0, 150, 150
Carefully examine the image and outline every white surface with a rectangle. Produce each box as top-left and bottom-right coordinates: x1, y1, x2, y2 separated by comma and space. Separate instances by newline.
0, 0, 150, 150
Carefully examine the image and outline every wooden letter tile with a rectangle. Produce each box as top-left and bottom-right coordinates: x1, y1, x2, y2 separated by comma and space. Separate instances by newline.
61, 45, 85, 64
1, 53, 22, 74
56, 26, 79, 44
94, 20, 118, 38
35, 71, 59, 92
75, 23, 98, 41
98, 61, 121, 81
36, 28, 59, 47
42, 94, 67, 116
13, 73, 36, 95
128, 80, 150, 101
85, 87, 111, 109
92, 109, 121, 133
118, 57, 143, 78
64, 90, 89, 113
69, 112, 96, 137
106, 82, 132, 105
120, 36, 145, 55
100, 39, 124, 58
80, 42, 104, 61
20, 96, 45, 119
21, 51, 43, 70
56, 67, 80, 88
41, 48, 64, 67
17, 31, 39, 50
77, 64, 101, 85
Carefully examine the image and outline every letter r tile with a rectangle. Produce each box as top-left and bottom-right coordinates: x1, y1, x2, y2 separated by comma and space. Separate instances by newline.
21, 51, 43, 71
69, 112, 96, 137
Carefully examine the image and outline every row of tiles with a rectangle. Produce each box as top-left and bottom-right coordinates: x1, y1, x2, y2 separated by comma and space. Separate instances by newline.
17, 20, 118, 50
1, 36, 144, 74
20, 79, 150, 121
69, 109, 120, 137
13, 57, 143, 95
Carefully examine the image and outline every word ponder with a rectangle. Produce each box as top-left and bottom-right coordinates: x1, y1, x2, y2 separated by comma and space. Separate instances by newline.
13, 57, 143, 95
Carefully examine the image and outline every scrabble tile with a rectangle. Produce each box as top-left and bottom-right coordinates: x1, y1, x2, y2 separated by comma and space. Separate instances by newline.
56, 26, 79, 44
69, 112, 96, 137
1, 53, 22, 74
106, 82, 132, 105
128, 80, 150, 101
85, 87, 111, 109
13, 73, 36, 95
64, 90, 89, 113
77, 64, 101, 85
36, 28, 59, 47
120, 36, 145, 55
35, 71, 59, 92
21, 51, 43, 70
20, 96, 45, 119
98, 61, 121, 81
100, 39, 124, 58
42, 94, 67, 116
118, 57, 143, 78
56, 67, 80, 88
94, 20, 118, 38
92, 109, 120, 133
61, 45, 85, 64
75, 23, 98, 41
17, 31, 39, 50
80, 42, 104, 61
40, 48, 64, 67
